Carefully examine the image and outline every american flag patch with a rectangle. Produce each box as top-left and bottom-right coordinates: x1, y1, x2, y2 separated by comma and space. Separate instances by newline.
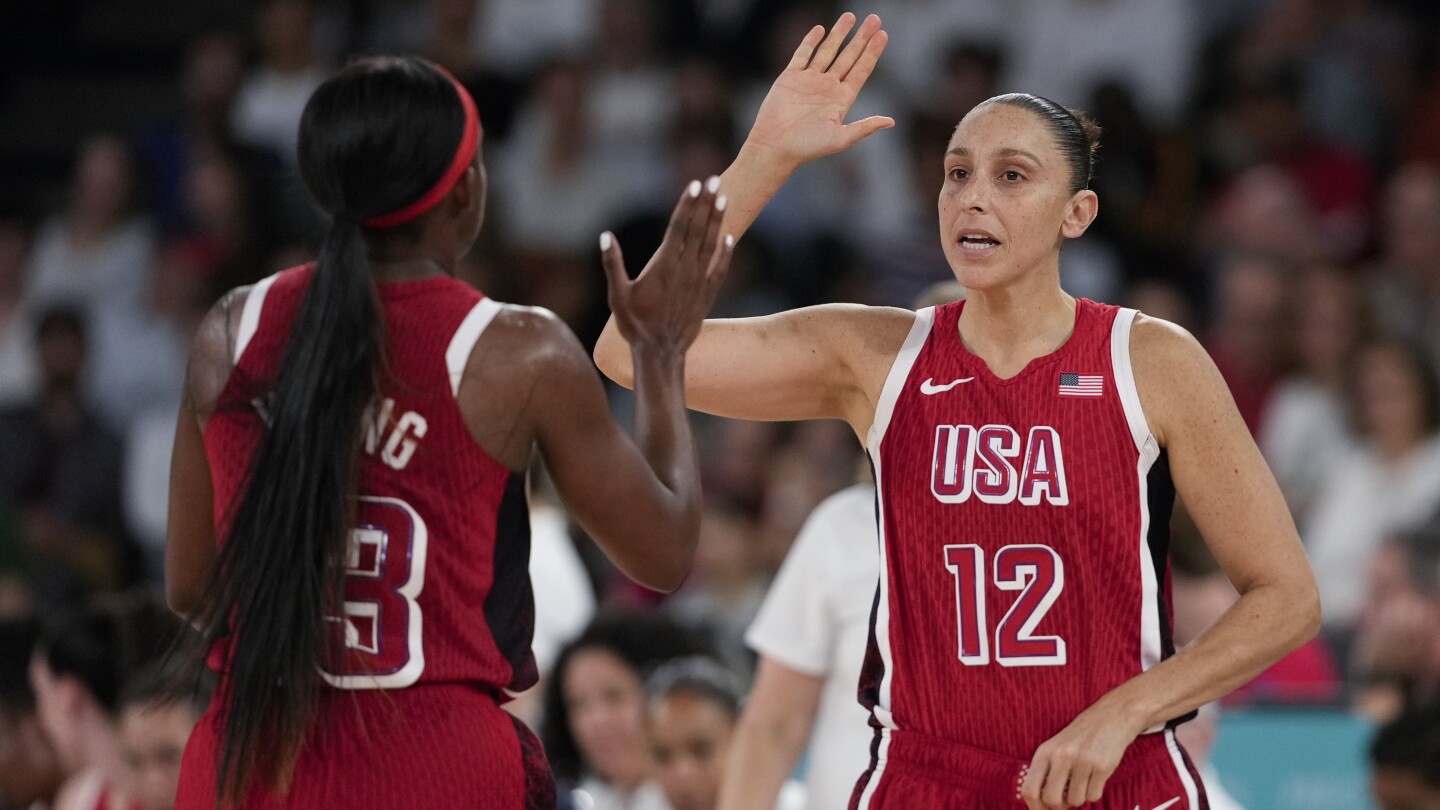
1058, 373, 1103, 397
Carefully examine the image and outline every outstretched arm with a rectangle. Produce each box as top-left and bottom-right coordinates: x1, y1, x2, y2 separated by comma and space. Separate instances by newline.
715, 12, 894, 243
513, 182, 732, 592
595, 13, 901, 435
716, 656, 824, 810
1020, 317, 1320, 810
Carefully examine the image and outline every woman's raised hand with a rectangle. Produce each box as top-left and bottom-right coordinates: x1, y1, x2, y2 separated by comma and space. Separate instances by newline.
600, 177, 733, 353
745, 13, 894, 168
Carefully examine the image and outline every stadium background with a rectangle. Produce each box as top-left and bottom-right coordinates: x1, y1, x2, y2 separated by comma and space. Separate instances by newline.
3, 0, 1440, 807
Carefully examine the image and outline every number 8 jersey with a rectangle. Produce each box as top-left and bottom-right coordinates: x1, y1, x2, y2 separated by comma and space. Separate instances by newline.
203, 264, 537, 696
860, 298, 1186, 760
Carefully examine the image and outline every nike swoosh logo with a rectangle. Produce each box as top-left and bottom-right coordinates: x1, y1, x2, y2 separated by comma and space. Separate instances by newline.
920, 377, 974, 395
1135, 798, 1181, 810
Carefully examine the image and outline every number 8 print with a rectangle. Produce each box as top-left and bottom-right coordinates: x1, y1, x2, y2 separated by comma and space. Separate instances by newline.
319, 496, 428, 689
943, 544, 1067, 667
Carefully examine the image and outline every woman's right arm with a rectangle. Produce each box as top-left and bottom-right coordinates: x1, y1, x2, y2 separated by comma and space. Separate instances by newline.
594, 13, 900, 432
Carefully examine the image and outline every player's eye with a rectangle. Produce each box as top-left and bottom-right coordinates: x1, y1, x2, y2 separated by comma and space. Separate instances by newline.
1003, 170, 1024, 182
948, 167, 968, 181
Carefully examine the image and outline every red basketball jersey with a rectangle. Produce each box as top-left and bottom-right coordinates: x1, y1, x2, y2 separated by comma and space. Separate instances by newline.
203, 264, 536, 695
858, 299, 1192, 785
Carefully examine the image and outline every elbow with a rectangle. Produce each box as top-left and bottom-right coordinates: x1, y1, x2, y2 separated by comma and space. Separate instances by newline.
1296, 579, 1323, 647
165, 579, 202, 620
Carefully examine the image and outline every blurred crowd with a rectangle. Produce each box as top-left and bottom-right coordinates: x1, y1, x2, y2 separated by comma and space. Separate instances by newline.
4, 0, 1440, 808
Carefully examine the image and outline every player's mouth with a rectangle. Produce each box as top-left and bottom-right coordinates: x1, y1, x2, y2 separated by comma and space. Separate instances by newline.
956, 230, 1001, 256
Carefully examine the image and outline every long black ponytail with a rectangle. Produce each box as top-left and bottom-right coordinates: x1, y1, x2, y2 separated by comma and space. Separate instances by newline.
189, 56, 470, 802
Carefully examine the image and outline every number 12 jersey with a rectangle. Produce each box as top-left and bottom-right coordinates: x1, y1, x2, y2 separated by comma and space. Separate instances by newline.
860, 298, 1188, 760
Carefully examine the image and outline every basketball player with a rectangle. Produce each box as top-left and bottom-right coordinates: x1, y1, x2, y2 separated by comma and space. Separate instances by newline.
164, 57, 732, 808
596, 14, 1320, 810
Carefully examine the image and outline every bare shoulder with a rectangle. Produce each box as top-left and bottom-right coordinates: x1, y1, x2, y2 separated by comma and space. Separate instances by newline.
1128, 313, 1232, 448
186, 285, 250, 419
464, 302, 590, 377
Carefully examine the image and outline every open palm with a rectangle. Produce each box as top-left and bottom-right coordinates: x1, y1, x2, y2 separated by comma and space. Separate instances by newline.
747, 13, 894, 165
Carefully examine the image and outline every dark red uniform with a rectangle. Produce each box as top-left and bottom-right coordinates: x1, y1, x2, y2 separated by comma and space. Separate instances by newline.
851, 299, 1208, 809
176, 265, 553, 809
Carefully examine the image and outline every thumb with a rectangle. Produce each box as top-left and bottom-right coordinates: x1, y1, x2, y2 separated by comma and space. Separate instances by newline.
840, 116, 896, 149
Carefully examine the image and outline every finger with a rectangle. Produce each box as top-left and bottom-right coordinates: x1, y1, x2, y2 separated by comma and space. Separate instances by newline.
1042, 759, 1070, 810
842, 28, 889, 86
1064, 766, 1090, 808
839, 116, 897, 149
1020, 758, 1048, 810
661, 179, 703, 262
785, 24, 825, 71
599, 231, 628, 304
705, 234, 734, 299
680, 176, 719, 264
1085, 770, 1111, 804
696, 182, 726, 278
828, 14, 881, 78
810, 12, 857, 72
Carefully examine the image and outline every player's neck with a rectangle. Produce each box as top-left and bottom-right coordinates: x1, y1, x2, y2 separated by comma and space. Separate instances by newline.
956, 279, 1076, 380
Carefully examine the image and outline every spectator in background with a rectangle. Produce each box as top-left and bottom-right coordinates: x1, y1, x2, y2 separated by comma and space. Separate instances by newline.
1204, 254, 1293, 435
589, 0, 675, 202
1369, 702, 1440, 810
0, 308, 129, 601
0, 215, 35, 404
138, 31, 248, 236
648, 656, 804, 810
718, 482, 876, 810
542, 612, 710, 810
29, 595, 180, 810
229, 0, 328, 168
1199, 165, 1334, 266
23, 135, 154, 325
0, 617, 64, 810
1210, 64, 1375, 258
117, 667, 207, 810
1371, 163, 1440, 362
469, 0, 599, 78
1306, 339, 1440, 641
1259, 265, 1370, 520
1351, 526, 1440, 722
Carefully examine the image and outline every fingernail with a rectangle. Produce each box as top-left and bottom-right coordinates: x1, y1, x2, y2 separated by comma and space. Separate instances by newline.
600, 232, 613, 251
716, 195, 727, 212
706, 176, 721, 194
724, 234, 734, 248
688, 180, 702, 198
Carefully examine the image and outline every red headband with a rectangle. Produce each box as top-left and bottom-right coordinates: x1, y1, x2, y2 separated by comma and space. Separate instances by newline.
364, 69, 481, 229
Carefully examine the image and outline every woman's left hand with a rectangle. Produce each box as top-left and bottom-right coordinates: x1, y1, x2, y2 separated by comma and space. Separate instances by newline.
1020, 700, 1144, 809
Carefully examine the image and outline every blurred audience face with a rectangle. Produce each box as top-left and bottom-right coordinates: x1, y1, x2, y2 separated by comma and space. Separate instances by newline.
562, 647, 653, 789
1125, 279, 1196, 332
1355, 343, 1435, 457
0, 220, 32, 299
120, 701, 196, 810
1210, 166, 1329, 263
35, 313, 86, 390
258, 0, 315, 72
1382, 163, 1440, 282
649, 690, 733, 810
182, 33, 244, 118
1295, 265, 1366, 383
1212, 255, 1291, 374
27, 655, 82, 773
71, 135, 137, 231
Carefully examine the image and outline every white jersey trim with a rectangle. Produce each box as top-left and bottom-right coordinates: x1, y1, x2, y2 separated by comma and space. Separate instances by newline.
867, 307, 935, 454
233, 272, 280, 364
1118, 307, 1167, 727
446, 298, 503, 398
856, 729, 891, 810
1110, 308, 1151, 455
1165, 728, 1202, 809
864, 306, 933, 738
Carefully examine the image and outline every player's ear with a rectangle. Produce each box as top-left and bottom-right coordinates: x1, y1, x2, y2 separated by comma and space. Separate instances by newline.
1060, 189, 1097, 240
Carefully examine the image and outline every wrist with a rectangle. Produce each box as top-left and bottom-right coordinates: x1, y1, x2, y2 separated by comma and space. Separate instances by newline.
736, 137, 803, 178
630, 340, 689, 369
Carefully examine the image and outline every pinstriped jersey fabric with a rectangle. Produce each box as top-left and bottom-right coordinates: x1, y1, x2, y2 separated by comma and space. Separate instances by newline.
202, 264, 536, 695
861, 298, 1179, 761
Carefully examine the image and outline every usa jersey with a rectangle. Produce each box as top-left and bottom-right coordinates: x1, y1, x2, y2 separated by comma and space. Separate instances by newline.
859, 299, 1189, 765
203, 264, 536, 695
